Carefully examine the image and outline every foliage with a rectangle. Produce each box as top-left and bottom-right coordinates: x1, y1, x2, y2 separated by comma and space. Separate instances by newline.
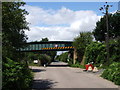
26, 52, 54, 66
39, 54, 52, 66
84, 42, 106, 65
2, 57, 33, 90
70, 61, 85, 69
56, 52, 69, 62
84, 38, 120, 66
40, 38, 49, 42
93, 12, 120, 42
2, 2, 29, 61
26, 52, 36, 63
109, 37, 120, 63
73, 32, 93, 62
56, 51, 74, 66
44, 51, 56, 62
2, 2, 33, 89
101, 62, 120, 85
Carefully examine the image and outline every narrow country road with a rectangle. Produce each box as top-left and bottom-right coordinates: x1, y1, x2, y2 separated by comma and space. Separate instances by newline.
30, 61, 118, 89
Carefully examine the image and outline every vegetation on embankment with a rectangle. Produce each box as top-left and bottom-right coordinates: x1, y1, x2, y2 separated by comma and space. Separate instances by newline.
73, 12, 120, 85
101, 62, 120, 85
3, 58, 33, 89
56, 52, 69, 62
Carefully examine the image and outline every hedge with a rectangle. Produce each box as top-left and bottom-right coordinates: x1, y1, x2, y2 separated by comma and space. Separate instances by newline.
2, 57, 33, 90
101, 62, 120, 85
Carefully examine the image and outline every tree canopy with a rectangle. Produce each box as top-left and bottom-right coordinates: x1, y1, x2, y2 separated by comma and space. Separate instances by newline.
73, 32, 93, 62
40, 38, 49, 42
2, 2, 29, 60
2, 2, 33, 89
93, 12, 120, 42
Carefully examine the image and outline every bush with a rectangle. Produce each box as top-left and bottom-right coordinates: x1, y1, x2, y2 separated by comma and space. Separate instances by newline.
2, 57, 33, 90
84, 40, 120, 66
101, 62, 120, 85
109, 38, 120, 63
56, 52, 69, 62
39, 54, 52, 66
84, 42, 106, 65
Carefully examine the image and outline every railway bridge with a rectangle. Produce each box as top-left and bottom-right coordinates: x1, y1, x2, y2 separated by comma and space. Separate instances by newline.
19, 41, 77, 64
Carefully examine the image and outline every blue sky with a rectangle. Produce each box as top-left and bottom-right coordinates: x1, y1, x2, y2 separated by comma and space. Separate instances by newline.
24, 2, 119, 42
24, 2, 119, 54
26, 2, 118, 15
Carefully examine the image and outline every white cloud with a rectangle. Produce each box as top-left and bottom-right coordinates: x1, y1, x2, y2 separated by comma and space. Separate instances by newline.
24, 5, 101, 42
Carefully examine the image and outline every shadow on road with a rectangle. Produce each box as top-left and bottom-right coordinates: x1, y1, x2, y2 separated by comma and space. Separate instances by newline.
32, 79, 57, 89
31, 69, 46, 72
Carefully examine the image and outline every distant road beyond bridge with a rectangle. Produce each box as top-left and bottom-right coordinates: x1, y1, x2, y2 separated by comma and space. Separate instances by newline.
20, 41, 74, 52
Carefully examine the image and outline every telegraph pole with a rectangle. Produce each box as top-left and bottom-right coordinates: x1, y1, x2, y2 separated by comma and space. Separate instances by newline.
99, 2, 112, 65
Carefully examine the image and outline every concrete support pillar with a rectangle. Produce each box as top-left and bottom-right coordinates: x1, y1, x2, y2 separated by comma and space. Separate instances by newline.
73, 48, 77, 64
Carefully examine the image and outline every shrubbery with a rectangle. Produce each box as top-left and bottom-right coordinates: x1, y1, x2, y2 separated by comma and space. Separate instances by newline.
109, 38, 120, 63
84, 42, 106, 65
84, 39, 120, 66
101, 62, 120, 85
56, 52, 69, 62
2, 58, 33, 90
39, 54, 52, 66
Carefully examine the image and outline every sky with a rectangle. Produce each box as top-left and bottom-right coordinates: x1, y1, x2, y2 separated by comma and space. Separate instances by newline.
23, 2, 118, 42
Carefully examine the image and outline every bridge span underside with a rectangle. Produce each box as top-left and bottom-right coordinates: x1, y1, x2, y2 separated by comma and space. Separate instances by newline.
19, 41, 74, 52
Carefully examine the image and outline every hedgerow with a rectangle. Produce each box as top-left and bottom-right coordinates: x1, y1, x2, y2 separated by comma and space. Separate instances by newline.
101, 62, 120, 85
84, 38, 120, 66
84, 42, 106, 65
2, 57, 33, 90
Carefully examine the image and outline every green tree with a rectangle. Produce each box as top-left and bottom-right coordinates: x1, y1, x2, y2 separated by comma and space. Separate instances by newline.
2, 2, 33, 89
93, 12, 120, 42
2, 2, 29, 61
39, 54, 52, 65
40, 37, 49, 42
84, 38, 120, 66
73, 32, 93, 63
57, 52, 69, 62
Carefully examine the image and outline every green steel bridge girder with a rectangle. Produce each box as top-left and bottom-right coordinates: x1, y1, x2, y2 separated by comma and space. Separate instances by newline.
19, 41, 74, 52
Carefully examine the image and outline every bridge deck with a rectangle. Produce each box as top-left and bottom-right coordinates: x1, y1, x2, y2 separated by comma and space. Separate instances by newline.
20, 41, 74, 52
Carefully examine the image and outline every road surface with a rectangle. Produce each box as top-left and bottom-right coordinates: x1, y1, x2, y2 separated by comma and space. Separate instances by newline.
30, 61, 118, 89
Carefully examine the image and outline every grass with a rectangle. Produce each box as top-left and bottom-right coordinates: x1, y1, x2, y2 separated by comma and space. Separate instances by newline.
70, 63, 85, 69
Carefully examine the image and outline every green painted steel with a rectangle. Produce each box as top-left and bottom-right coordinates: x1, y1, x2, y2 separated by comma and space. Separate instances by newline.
20, 41, 74, 52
